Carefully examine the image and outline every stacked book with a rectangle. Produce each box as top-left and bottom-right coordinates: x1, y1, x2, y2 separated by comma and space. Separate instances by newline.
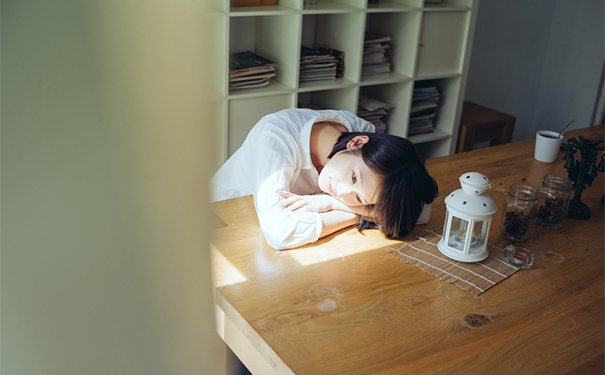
362, 33, 391, 77
299, 46, 345, 83
229, 51, 277, 90
409, 84, 440, 135
358, 94, 394, 133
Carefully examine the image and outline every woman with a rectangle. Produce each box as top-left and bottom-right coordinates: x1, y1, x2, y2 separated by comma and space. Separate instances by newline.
211, 108, 438, 250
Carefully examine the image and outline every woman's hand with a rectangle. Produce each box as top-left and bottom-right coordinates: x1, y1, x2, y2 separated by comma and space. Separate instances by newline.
278, 191, 374, 221
278, 191, 336, 213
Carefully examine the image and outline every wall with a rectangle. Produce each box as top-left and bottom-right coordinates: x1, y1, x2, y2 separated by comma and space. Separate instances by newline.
465, 0, 604, 142
2, 1, 222, 374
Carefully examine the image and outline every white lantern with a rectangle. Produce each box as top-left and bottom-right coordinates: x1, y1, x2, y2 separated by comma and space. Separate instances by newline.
438, 172, 498, 262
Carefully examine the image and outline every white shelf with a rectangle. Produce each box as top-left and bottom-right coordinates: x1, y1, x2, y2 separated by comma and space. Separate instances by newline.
298, 77, 358, 92
409, 128, 451, 144
423, 1, 471, 12
217, 0, 478, 160
302, 1, 363, 14
228, 80, 295, 99
367, 1, 419, 13
229, 4, 299, 16
359, 72, 413, 86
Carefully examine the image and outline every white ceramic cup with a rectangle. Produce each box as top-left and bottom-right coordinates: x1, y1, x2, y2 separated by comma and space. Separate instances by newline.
534, 130, 563, 163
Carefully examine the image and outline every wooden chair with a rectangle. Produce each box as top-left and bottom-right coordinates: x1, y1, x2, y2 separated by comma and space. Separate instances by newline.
457, 101, 516, 153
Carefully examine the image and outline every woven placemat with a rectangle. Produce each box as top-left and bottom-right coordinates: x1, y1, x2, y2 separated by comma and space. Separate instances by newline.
386, 229, 519, 295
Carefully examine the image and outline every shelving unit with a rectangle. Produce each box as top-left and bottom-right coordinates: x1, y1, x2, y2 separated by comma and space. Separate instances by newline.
209, 0, 478, 163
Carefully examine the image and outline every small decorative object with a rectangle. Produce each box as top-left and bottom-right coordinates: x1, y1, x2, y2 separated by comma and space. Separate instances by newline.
438, 172, 498, 262
503, 245, 534, 269
563, 136, 604, 219
499, 184, 538, 241
535, 175, 572, 229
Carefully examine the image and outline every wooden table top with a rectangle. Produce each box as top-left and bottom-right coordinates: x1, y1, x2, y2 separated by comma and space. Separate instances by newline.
212, 125, 604, 375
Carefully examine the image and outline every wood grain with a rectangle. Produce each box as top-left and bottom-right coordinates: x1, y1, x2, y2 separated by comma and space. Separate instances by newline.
212, 125, 604, 375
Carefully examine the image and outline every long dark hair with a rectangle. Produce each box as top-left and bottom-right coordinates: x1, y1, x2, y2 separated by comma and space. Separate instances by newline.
329, 132, 439, 239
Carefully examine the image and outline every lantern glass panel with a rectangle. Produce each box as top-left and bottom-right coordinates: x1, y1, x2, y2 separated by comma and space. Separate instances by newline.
447, 216, 470, 250
468, 220, 486, 254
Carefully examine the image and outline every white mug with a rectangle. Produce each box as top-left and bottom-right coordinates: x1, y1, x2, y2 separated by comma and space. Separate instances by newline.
534, 130, 563, 163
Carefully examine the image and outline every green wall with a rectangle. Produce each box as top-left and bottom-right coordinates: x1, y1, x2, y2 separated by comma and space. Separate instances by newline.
2, 1, 221, 374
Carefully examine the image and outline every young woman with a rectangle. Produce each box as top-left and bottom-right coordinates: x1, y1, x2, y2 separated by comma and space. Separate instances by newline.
210, 108, 438, 250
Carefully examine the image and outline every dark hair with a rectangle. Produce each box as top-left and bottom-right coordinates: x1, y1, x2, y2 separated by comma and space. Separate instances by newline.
329, 132, 439, 239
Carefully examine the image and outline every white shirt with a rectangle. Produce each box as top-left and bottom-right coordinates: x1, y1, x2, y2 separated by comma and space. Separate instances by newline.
210, 108, 375, 250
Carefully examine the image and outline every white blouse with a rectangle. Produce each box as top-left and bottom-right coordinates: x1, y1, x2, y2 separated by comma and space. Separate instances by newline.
210, 108, 375, 250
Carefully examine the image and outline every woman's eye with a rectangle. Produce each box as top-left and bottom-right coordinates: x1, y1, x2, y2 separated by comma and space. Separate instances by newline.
352, 172, 357, 184
356, 195, 362, 204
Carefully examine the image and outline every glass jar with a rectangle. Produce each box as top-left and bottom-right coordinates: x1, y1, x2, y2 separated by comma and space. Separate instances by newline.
535, 175, 572, 229
499, 184, 538, 241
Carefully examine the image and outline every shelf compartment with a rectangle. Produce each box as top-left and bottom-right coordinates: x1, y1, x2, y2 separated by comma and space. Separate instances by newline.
429, 77, 461, 136
229, 14, 302, 92
408, 77, 461, 146
360, 82, 412, 137
297, 87, 358, 114
227, 94, 296, 156
412, 135, 452, 159
415, 10, 469, 77
302, 12, 366, 83
365, 10, 422, 79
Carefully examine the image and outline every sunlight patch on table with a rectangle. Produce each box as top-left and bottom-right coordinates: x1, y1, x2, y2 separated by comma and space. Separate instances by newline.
212, 245, 248, 287
285, 229, 387, 266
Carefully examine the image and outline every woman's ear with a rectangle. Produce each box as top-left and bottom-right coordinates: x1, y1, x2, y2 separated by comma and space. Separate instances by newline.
346, 135, 370, 150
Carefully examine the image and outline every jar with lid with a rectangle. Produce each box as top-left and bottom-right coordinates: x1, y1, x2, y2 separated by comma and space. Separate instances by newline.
499, 184, 538, 241
535, 175, 572, 229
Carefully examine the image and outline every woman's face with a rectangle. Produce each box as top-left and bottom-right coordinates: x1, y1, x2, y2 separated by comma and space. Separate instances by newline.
318, 151, 381, 207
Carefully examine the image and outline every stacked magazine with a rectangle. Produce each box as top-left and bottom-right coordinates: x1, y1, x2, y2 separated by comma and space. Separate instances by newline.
409, 84, 440, 135
299, 46, 344, 82
362, 33, 391, 77
358, 94, 394, 133
229, 51, 277, 90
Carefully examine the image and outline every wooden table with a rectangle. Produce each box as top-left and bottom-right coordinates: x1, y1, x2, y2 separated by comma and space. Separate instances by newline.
212, 126, 604, 375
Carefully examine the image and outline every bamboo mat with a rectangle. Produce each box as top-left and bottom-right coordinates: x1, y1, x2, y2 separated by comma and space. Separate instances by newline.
386, 229, 520, 296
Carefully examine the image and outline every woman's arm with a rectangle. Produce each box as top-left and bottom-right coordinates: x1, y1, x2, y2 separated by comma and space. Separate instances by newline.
319, 210, 360, 238
279, 191, 374, 219
278, 191, 366, 238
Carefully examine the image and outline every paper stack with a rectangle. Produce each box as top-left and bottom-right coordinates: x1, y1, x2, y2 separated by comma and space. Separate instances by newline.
362, 33, 391, 77
409, 84, 439, 135
229, 51, 277, 90
358, 94, 394, 133
299, 46, 345, 82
